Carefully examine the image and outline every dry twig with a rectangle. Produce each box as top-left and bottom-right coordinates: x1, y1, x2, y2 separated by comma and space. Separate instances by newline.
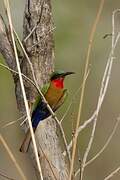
104, 166, 120, 180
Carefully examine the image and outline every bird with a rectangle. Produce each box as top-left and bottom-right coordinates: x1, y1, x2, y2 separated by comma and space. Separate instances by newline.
19, 70, 75, 153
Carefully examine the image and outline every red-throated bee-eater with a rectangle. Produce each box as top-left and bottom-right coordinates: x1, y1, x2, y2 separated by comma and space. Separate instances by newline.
20, 70, 75, 153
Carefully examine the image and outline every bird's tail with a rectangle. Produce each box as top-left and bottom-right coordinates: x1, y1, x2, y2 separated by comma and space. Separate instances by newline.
19, 129, 32, 153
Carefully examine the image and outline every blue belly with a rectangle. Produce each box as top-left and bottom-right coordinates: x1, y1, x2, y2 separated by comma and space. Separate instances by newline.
32, 101, 50, 128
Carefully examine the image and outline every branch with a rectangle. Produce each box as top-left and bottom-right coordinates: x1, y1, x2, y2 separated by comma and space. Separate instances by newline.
104, 166, 120, 180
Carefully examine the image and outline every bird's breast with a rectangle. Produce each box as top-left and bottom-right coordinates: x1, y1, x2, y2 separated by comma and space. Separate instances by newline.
45, 83, 63, 108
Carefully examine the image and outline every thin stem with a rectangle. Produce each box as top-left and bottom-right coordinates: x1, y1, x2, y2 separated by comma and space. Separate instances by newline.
0, 170, 15, 180
104, 166, 120, 180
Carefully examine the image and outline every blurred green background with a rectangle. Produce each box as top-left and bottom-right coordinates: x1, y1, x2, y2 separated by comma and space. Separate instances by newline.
1, 0, 120, 179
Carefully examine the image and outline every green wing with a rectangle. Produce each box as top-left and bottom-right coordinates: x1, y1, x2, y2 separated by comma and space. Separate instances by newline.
53, 89, 68, 111
32, 83, 50, 112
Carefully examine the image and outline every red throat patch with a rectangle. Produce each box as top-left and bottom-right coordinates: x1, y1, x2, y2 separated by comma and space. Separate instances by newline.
52, 78, 64, 89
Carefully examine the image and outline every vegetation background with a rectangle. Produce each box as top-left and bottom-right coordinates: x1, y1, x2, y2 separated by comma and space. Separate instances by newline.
0, 0, 120, 179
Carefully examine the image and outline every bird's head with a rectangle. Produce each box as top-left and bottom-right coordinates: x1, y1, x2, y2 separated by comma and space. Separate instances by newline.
50, 70, 75, 89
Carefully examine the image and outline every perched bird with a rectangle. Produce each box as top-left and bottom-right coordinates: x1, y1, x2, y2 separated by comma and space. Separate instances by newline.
20, 70, 74, 153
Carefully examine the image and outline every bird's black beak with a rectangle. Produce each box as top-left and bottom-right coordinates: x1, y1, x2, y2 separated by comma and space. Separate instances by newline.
62, 71, 75, 77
